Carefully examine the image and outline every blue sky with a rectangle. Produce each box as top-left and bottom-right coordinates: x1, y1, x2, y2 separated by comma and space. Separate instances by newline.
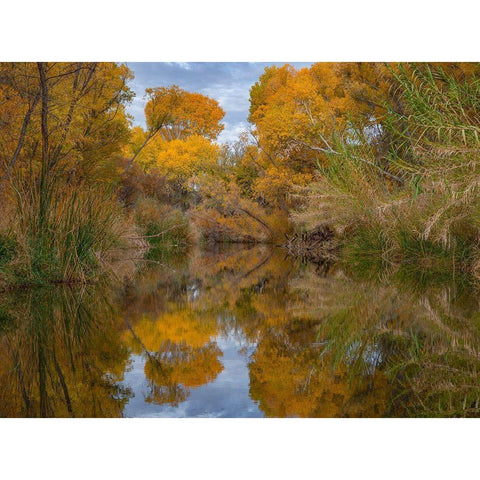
125, 62, 312, 144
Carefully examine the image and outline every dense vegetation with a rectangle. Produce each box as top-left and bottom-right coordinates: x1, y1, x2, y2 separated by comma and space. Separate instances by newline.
1, 62, 479, 290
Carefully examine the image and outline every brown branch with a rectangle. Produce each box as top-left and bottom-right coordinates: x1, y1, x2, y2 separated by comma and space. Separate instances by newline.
123, 112, 171, 173
124, 223, 187, 240
235, 206, 273, 236
0, 91, 40, 193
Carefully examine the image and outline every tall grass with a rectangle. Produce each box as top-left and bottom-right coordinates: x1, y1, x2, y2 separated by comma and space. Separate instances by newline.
0, 183, 127, 288
293, 63, 480, 275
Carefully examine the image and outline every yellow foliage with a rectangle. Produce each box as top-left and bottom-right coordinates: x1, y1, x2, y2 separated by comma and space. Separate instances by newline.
253, 166, 312, 208
145, 341, 223, 389
249, 336, 389, 417
0, 62, 134, 195
144, 85, 225, 141
125, 308, 218, 352
152, 135, 220, 183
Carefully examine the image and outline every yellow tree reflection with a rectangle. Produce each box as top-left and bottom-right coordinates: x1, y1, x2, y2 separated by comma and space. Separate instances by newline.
122, 308, 223, 406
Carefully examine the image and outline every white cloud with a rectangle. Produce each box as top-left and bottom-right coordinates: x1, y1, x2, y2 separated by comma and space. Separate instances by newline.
201, 84, 249, 112
217, 121, 249, 144
177, 62, 192, 70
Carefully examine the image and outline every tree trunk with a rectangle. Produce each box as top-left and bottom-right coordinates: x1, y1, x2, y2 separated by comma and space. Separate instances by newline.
37, 62, 50, 228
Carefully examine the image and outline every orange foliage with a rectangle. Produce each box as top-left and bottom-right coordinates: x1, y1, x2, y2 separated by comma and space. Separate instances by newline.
144, 85, 225, 141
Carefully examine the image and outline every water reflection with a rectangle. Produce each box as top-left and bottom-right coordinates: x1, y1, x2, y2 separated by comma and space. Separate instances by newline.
0, 286, 131, 417
1, 244, 480, 417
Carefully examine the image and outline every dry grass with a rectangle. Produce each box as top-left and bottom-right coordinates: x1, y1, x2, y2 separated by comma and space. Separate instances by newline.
293, 64, 480, 276
0, 183, 139, 288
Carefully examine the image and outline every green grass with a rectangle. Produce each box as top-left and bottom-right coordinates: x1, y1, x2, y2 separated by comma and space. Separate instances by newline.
0, 185, 125, 289
0, 234, 17, 267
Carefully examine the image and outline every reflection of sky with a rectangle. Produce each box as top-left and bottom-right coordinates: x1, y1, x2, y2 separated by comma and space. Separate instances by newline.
125, 62, 312, 144
121, 331, 263, 418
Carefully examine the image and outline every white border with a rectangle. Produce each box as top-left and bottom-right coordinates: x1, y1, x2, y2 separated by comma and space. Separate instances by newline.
1, 0, 478, 61
0, 1, 478, 478
0, 418, 478, 479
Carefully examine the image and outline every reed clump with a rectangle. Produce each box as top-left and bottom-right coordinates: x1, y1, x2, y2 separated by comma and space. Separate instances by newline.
293, 64, 480, 278
0, 184, 134, 289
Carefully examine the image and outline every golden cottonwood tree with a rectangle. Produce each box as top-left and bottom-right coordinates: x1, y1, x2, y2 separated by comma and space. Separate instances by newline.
0, 62, 133, 189
124, 85, 225, 172
248, 63, 395, 168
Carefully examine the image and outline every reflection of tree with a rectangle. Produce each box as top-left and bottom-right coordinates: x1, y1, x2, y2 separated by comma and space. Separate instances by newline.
124, 309, 217, 352
249, 325, 390, 418
190, 245, 389, 417
0, 286, 131, 417
144, 341, 223, 406
147, 340, 223, 387
187, 245, 480, 417
195, 247, 367, 417
122, 308, 223, 407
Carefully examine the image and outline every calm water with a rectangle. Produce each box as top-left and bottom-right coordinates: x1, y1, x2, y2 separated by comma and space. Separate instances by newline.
1, 244, 480, 417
